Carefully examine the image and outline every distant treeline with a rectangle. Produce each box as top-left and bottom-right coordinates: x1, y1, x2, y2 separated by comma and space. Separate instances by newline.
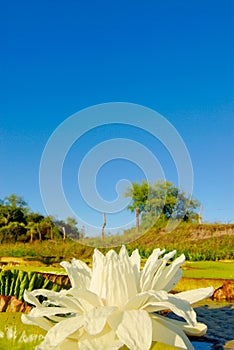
0, 194, 81, 243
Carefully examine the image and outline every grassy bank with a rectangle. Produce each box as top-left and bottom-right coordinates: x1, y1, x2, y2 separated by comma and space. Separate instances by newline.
0, 222, 233, 262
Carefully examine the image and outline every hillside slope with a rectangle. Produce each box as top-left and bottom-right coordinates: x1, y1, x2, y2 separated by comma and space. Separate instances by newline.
127, 223, 234, 260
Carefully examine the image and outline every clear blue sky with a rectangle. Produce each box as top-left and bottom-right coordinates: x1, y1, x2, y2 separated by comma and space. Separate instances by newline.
1, 0, 233, 234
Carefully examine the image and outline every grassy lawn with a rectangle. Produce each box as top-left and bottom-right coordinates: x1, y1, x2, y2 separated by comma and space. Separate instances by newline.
183, 261, 234, 279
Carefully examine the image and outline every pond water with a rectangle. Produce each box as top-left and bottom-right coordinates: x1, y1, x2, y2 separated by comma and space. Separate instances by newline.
191, 342, 213, 350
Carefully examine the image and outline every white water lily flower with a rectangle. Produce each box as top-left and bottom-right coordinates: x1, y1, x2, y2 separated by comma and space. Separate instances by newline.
22, 246, 214, 350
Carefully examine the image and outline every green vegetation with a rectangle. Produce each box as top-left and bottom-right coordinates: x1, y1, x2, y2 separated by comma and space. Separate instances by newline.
0, 269, 62, 300
173, 261, 234, 292
0, 194, 80, 243
0, 193, 233, 262
2, 265, 65, 275
125, 181, 200, 231
126, 222, 234, 261
0, 240, 94, 262
183, 261, 234, 279
0, 221, 233, 262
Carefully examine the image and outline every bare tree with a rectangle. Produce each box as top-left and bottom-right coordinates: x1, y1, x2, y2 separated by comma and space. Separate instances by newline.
102, 213, 106, 240
198, 205, 203, 224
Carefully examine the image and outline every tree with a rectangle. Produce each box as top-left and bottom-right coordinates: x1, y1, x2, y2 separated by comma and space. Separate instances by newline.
66, 217, 77, 228
0, 199, 26, 227
4, 194, 27, 210
0, 222, 26, 243
124, 181, 149, 233
54, 217, 80, 240
0, 194, 63, 242
125, 180, 200, 230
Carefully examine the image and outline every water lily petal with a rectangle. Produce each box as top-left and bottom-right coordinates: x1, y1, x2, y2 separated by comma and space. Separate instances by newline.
107, 309, 123, 331
57, 339, 79, 350
22, 314, 52, 331
125, 291, 158, 310
29, 306, 75, 318
60, 261, 82, 289
152, 254, 185, 291
176, 287, 214, 304
71, 258, 92, 289
140, 248, 165, 291
89, 249, 105, 297
79, 325, 123, 350
126, 290, 197, 326
69, 288, 103, 309
30, 289, 63, 299
41, 315, 84, 347
104, 247, 137, 307
28, 288, 84, 313
143, 292, 197, 326
60, 258, 91, 290
84, 306, 116, 335
23, 290, 42, 307
183, 322, 208, 337
129, 249, 141, 292
161, 267, 183, 292
44, 294, 84, 313
36, 339, 78, 350
166, 318, 208, 337
115, 310, 152, 350
151, 314, 194, 350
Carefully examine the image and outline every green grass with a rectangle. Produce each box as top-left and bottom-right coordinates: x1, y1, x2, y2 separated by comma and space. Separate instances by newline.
0, 241, 94, 261
174, 261, 234, 292
183, 261, 234, 279
2, 264, 66, 275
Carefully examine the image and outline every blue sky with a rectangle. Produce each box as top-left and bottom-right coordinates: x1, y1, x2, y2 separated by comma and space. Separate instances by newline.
1, 0, 233, 234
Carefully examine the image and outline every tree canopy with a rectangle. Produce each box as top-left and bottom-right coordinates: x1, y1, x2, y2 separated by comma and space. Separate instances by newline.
125, 180, 200, 230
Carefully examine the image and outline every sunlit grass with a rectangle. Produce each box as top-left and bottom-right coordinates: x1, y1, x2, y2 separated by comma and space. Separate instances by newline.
183, 261, 234, 279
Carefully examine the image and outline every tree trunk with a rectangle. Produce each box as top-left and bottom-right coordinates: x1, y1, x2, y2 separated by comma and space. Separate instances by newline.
62, 226, 66, 240
37, 224, 42, 241
102, 213, 106, 240
198, 205, 203, 224
136, 207, 140, 234
50, 226, 53, 240
30, 228, 33, 243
